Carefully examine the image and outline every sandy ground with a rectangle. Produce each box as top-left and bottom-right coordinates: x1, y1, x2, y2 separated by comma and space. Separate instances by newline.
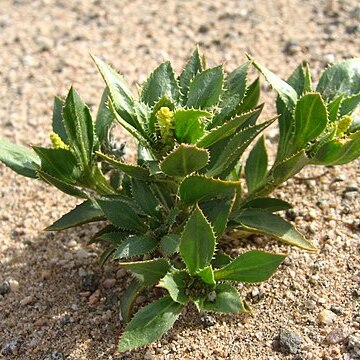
0, 0, 360, 359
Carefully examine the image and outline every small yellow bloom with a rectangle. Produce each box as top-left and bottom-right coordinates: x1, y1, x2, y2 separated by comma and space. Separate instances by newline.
50, 132, 70, 150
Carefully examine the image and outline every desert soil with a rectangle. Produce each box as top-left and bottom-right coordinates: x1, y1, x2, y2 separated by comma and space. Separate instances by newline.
0, 0, 360, 359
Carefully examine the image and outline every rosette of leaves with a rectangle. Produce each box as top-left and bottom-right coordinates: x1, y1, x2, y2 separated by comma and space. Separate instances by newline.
0, 49, 360, 351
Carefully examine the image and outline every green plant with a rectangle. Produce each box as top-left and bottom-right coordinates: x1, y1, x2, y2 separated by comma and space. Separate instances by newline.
1, 48, 359, 352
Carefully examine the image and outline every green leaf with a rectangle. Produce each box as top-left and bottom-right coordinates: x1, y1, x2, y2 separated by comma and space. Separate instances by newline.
119, 259, 171, 285
198, 107, 263, 148
179, 175, 238, 204
62, 87, 94, 169
160, 144, 209, 177
186, 66, 223, 108
95, 87, 114, 143
339, 93, 360, 117
311, 130, 360, 165
210, 61, 251, 127
240, 198, 292, 212
91, 55, 137, 129
173, 109, 209, 144
178, 47, 203, 103
328, 94, 344, 122
52, 96, 68, 143
236, 77, 260, 114
0, 139, 40, 178
37, 170, 88, 198
199, 190, 236, 238
214, 250, 285, 282
99, 247, 116, 267
198, 284, 249, 313
32, 147, 81, 184
206, 118, 276, 177
252, 59, 298, 110
112, 235, 158, 260
141, 61, 181, 106
233, 208, 317, 251
159, 234, 181, 256
118, 296, 183, 352
211, 253, 232, 269
286, 64, 305, 96
96, 151, 150, 180
120, 279, 144, 323
316, 58, 360, 101
131, 178, 161, 219
45, 200, 104, 231
304, 64, 313, 92
290, 93, 328, 153
245, 135, 268, 194
159, 270, 190, 304
180, 205, 216, 274
197, 266, 215, 285
91, 229, 129, 245
96, 198, 148, 233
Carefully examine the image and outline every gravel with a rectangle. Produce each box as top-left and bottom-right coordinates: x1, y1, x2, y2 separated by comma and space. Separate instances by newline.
276, 330, 304, 355
0, 0, 359, 359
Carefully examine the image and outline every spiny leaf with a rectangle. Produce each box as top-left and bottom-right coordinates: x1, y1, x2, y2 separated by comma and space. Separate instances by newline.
52, 96, 68, 143
45, 200, 104, 231
95, 87, 114, 143
245, 135, 268, 194
214, 250, 286, 282
197, 284, 249, 313
159, 234, 181, 257
180, 205, 216, 274
112, 235, 158, 260
118, 296, 183, 352
62, 87, 94, 169
96, 197, 148, 233
235, 77, 260, 115
233, 208, 317, 251
339, 92, 360, 117
240, 198, 292, 213
120, 279, 144, 323
178, 47, 203, 103
179, 175, 239, 204
158, 270, 190, 304
197, 107, 263, 148
160, 144, 209, 177
118, 259, 171, 285
96, 151, 150, 180
327, 94, 344, 122
141, 61, 181, 106
197, 266, 215, 285
211, 252, 232, 269
0, 139, 40, 179
186, 65, 223, 109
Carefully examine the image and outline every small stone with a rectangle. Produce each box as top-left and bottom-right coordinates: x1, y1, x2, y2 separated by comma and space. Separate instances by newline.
330, 305, 343, 315
66, 240, 77, 248
346, 24, 360, 34
80, 273, 99, 292
324, 54, 336, 64
325, 328, 346, 344
278, 330, 303, 354
144, 350, 154, 360
201, 314, 217, 328
20, 295, 34, 306
79, 291, 91, 297
0, 338, 24, 356
116, 268, 126, 279
103, 278, 116, 289
348, 332, 360, 358
41, 270, 52, 280
8, 279, 19, 292
305, 299, 316, 310
283, 40, 301, 55
318, 309, 337, 325
198, 24, 209, 33
89, 289, 101, 305
286, 209, 298, 221
75, 248, 89, 259
0, 280, 10, 295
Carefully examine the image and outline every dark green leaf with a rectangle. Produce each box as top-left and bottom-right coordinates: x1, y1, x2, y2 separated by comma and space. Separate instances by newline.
141, 61, 181, 106
45, 200, 104, 231
180, 205, 216, 274
52, 96, 67, 143
0, 139, 40, 178
119, 259, 171, 285
178, 47, 203, 103
159, 270, 190, 304
245, 135, 268, 194
179, 175, 239, 204
214, 250, 285, 282
198, 284, 249, 313
211, 253, 232, 269
240, 198, 292, 212
197, 266, 215, 285
339, 93, 360, 117
112, 235, 158, 260
286, 64, 305, 96
118, 296, 183, 352
120, 279, 144, 323
233, 208, 317, 251
99, 247, 116, 267
95, 87, 114, 143
160, 144, 209, 177
96, 198, 148, 233
236, 77, 260, 114
62, 87, 94, 168
328, 95, 344, 122
186, 66, 223, 108
159, 234, 181, 256
316, 58, 360, 101
173, 109, 209, 144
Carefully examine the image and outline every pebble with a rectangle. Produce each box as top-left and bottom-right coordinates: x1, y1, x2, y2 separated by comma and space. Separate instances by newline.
20, 295, 34, 306
66, 239, 77, 248
323, 53, 335, 64
89, 289, 101, 305
0, 338, 24, 356
305, 299, 316, 310
42, 351, 65, 360
80, 273, 99, 292
283, 40, 302, 55
325, 328, 346, 344
8, 279, 19, 292
201, 314, 217, 328
318, 309, 337, 325
348, 332, 360, 358
0, 280, 10, 295
277, 329, 303, 354
116, 268, 126, 278
103, 278, 116, 289
144, 350, 154, 360
75, 248, 89, 259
